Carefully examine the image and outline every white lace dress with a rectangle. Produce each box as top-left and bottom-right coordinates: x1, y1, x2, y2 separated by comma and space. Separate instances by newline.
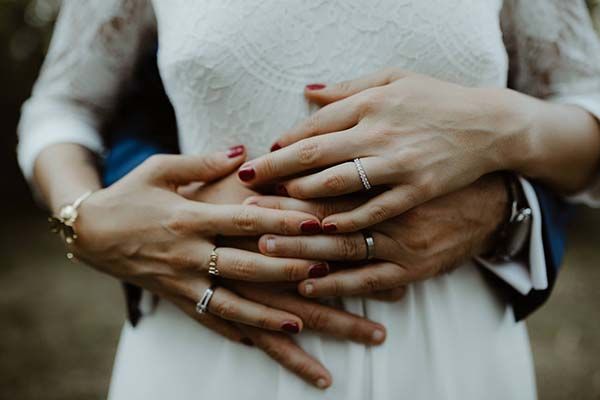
17, 1, 600, 399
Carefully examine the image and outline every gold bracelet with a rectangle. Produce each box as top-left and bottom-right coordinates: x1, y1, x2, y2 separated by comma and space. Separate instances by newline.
48, 190, 93, 260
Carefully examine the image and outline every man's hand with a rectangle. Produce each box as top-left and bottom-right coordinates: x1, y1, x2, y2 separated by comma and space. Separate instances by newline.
245, 173, 508, 298
177, 169, 387, 389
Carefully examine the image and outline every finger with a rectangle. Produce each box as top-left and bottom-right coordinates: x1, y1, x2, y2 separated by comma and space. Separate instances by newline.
212, 247, 329, 281
282, 157, 394, 199
238, 127, 364, 186
273, 95, 366, 149
258, 232, 399, 262
207, 285, 304, 333
302, 67, 408, 106
167, 295, 247, 344
298, 262, 409, 298
233, 285, 386, 346
187, 203, 323, 235
243, 195, 364, 220
323, 185, 431, 232
141, 146, 247, 185
364, 287, 407, 302
239, 326, 332, 389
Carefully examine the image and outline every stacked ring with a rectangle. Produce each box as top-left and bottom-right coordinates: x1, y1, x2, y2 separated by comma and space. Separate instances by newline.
208, 247, 220, 276
353, 158, 372, 191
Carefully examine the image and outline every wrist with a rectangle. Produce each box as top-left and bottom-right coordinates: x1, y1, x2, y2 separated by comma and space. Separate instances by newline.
475, 88, 539, 173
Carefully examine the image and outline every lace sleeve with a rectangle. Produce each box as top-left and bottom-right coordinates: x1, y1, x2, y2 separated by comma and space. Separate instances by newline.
17, 0, 155, 181
501, 0, 600, 206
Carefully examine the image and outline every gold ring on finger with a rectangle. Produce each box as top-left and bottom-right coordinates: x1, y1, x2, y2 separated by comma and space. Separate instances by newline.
208, 246, 220, 277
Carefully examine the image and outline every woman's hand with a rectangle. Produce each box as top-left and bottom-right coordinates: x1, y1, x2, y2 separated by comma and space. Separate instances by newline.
178, 166, 388, 388
245, 174, 508, 298
72, 149, 332, 334
237, 67, 598, 232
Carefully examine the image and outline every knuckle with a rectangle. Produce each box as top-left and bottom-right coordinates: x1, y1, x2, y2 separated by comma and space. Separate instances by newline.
332, 279, 346, 296
336, 237, 362, 259
305, 307, 330, 331
213, 300, 238, 319
293, 238, 309, 256
199, 155, 221, 174
296, 139, 321, 166
260, 156, 279, 178
168, 253, 197, 271
404, 232, 432, 253
277, 215, 293, 235
292, 361, 314, 378
254, 314, 271, 329
323, 174, 347, 193
335, 80, 353, 93
228, 256, 257, 280
359, 275, 381, 292
282, 263, 302, 281
357, 90, 384, 116
262, 341, 286, 360
286, 182, 306, 199
232, 206, 259, 233
164, 207, 195, 235
368, 204, 390, 222
305, 113, 322, 134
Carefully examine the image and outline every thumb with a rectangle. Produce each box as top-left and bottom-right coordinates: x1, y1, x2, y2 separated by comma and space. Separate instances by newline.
143, 145, 247, 186
304, 67, 408, 105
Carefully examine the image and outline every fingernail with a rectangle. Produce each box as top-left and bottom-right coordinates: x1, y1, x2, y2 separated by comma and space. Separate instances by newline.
266, 236, 276, 253
303, 282, 314, 295
238, 166, 256, 181
227, 145, 245, 158
300, 220, 321, 234
316, 378, 328, 389
308, 263, 329, 278
282, 321, 300, 334
241, 337, 254, 347
275, 184, 288, 196
323, 223, 337, 233
306, 83, 326, 91
270, 142, 281, 152
372, 329, 386, 343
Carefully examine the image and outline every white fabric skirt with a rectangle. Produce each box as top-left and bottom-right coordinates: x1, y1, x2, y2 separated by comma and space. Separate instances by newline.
108, 262, 536, 400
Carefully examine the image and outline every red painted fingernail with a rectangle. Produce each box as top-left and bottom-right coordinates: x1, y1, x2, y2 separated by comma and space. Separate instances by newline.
238, 166, 256, 181
270, 142, 281, 152
300, 220, 321, 234
275, 184, 288, 196
306, 83, 326, 91
227, 145, 245, 158
241, 337, 254, 347
309, 263, 329, 278
282, 322, 300, 334
323, 223, 337, 233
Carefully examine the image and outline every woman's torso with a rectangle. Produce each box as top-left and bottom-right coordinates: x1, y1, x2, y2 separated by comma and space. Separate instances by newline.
109, 2, 536, 399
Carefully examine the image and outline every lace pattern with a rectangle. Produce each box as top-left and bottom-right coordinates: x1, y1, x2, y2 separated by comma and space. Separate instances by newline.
17, 0, 600, 204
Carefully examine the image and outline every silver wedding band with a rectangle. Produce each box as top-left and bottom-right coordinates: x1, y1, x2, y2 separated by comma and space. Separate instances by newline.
196, 284, 218, 314
362, 231, 375, 260
353, 158, 372, 191
208, 247, 220, 277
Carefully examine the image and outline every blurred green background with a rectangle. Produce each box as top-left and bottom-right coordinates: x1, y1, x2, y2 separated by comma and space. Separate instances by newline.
0, 1, 599, 399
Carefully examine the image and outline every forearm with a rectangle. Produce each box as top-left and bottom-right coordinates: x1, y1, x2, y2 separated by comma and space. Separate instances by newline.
33, 143, 102, 215
494, 88, 600, 194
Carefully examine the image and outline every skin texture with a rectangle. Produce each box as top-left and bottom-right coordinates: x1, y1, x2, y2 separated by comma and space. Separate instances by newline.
245, 173, 508, 298
32, 68, 599, 390
239, 67, 600, 233
35, 144, 388, 389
